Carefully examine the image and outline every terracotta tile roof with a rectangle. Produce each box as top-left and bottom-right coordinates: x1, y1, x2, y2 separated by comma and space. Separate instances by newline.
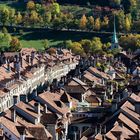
83, 71, 101, 84
130, 93, 140, 102
118, 113, 139, 132
16, 101, 40, 118
38, 91, 70, 115
88, 66, 111, 80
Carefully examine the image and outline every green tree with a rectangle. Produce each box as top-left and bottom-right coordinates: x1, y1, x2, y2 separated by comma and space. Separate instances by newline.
109, 0, 121, 7
0, 7, 10, 25
43, 39, 49, 50
91, 37, 103, 53
80, 39, 92, 54
51, 3, 60, 15
30, 10, 39, 25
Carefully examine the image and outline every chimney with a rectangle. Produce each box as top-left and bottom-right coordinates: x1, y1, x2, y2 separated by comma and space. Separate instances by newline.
19, 53, 23, 68
102, 125, 106, 134
13, 95, 18, 105
31, 51, 35, 66
11, 108, 16, 122
118, 120, 123, 128
16, 126, 26, 140
16, 61, 21, 79
102, 135, 107, 140
94, 126, 97, 135
111, 100, 118, 113
116, 132, 122, 140
136, 129, 140, 140
33, 89, 37, 97
26, 55, 30, 64
34, 102, 40, 115
7, 59, 11, 71
98, 124, 102, 134
44, 104, 47, 113
135, 101, 140, 114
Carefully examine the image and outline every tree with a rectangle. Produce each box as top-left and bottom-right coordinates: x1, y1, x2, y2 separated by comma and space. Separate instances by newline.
15, 12, 22, 24
80, 39, 92, 54
27, 1, 35, 10
71, 42, 84, 55
51, 3, 60, 15
102, 16, 109, 30
115, 10, 125, 30
30, 10, 39, 25
87, 16, 94, 30
43, 39, 49, 50
94, 18, 101, 31
0, 7, 10, 25
9, 8, 15, 25
91, 37, 103, 53
119, 34, 140, 51
109, 0, 121, 7
9, 37, 22, 51
43, 12, 52, 25
79, 14, 87, 29
124, 16, 131, 32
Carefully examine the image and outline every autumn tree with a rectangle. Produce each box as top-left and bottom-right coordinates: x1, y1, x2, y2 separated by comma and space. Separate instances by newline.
15, 12, 22, 24
124, 15, 131, 32
30, 10, 39, 25
27, 1, 35, 10
79, 14, 87, 29
9, 37, 21, 51
88, 16, 94, 30
102, 16, 109, 30
94, 18, 101, 31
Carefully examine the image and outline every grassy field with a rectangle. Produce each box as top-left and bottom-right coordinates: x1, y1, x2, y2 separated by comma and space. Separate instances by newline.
18, 30, 112, 50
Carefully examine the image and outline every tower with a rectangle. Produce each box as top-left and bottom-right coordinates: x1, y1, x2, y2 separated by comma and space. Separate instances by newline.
111, 16, 119, 49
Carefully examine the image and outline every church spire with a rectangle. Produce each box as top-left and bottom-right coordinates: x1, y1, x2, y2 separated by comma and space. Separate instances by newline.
112, 15, 118, 44
111, 15, 119, 50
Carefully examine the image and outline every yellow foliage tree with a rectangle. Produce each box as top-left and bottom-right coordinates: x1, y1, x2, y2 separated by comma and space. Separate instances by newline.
30, 10, 39, 24
125, 16, 131, 32
94, 18, 101, 31
79, 14, 87, 29
15, 12, 22, 24
27, 1, 35, 10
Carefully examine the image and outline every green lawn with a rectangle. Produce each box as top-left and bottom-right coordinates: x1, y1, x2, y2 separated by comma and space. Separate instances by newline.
18, 30, 112, 50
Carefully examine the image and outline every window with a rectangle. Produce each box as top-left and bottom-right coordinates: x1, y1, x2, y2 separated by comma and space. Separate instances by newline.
71, 126, 78, 132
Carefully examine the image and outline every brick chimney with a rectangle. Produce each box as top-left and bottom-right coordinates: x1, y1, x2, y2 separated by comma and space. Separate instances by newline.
7, 58, 11, 71
34, 102, 40, 115
135, 101, 140, 114
11, 108, 16, 122
43, 104, 47, 113
13, 95, 18, 105
16, 126, 26, 140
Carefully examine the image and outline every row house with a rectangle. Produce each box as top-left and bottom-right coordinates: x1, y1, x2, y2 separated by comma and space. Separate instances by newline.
0, 48, 79, 113
0, 88, 75, 140
80, 93, 140, 140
